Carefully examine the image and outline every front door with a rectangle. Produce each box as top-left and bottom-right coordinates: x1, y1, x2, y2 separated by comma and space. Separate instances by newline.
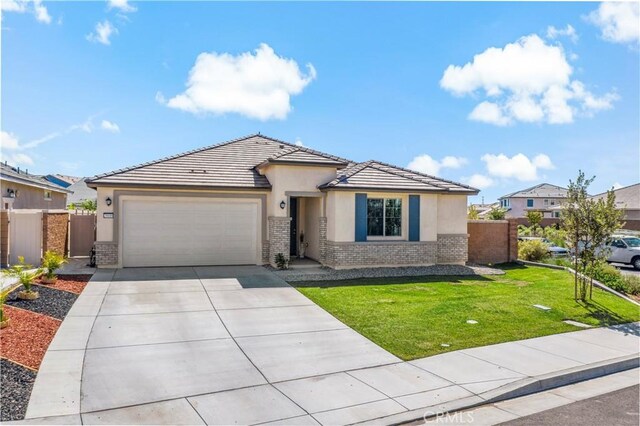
290, 197, 298, 257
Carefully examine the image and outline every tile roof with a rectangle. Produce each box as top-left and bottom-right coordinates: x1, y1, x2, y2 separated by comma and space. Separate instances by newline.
1, 163, 72, 193
590, 183, 639, 210
500, 183, 568, 199
67, 178, 97, 205
87, 134, 477, 194
319, 160, 478, 193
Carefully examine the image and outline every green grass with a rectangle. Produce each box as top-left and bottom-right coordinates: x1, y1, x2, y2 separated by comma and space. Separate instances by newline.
295, 264, 640, 361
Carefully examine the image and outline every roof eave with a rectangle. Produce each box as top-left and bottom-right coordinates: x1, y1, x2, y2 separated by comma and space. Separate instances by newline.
318, 185, 479, 195
255, 159, 349, 171
1, 173, 73, 193
85, 181, 272, 192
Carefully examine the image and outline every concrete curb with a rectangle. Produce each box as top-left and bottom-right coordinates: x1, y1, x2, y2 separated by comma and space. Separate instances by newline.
359, 354, 640, 426
516, 260, 640, 307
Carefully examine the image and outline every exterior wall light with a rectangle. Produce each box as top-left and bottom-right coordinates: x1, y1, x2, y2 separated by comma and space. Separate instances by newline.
105, 197, 112, 206
280, 200, 286, 210
7, 189, 15, 198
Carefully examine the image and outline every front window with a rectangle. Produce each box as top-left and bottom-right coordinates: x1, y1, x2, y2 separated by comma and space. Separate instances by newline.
544, 199, 549, 206
44, 190, 52, 200
526, 199, 534, 207
554, 211, 560, 218
367, 198, 402, 237
622, 237, 640, 248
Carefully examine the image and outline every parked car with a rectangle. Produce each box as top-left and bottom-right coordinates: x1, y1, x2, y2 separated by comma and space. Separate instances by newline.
518, 237, 569, 256
604, 236, 640, 270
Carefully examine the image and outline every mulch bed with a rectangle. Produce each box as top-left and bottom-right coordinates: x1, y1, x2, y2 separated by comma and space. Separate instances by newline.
1, 274, 93, 421
0, 358, 37, 421
0, 306, 61, 370
5, 285, 78, 320
36, 274, 91, 295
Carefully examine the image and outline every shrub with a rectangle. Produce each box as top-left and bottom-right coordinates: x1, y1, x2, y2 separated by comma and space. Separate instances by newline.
544, 227, 567, 247
518, 239, 549, 262
587, 262, 625, 292
0, 291, 8, 324
3, 257, 42, 293
274, 253, 288, 270
42, 251, 67, 279
487, 207, 506, 220
621, 275, 640, 295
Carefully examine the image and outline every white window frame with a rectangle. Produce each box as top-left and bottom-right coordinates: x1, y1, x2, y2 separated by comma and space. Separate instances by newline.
44, 190, 52, 200
543, 199, 549, 206
366, 197, 403, 240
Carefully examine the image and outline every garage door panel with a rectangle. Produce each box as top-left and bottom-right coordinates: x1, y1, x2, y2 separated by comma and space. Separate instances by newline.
122, 199, 259, 267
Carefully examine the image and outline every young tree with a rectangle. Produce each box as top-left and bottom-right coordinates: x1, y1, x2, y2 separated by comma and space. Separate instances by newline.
468, 204, 480, 220
562, 171, 623, 301
487, 207, 506, 220
525, 210, 543, 228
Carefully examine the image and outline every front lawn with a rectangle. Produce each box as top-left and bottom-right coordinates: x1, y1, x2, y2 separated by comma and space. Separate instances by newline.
295, 264, 640, 360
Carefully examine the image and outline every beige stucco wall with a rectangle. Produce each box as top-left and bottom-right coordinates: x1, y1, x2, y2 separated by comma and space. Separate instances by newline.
326, 191, 355, 242
1, 181, 67, 210
436, 194, 467, 234
421, 194, 438, 241
261, 164, 337, 217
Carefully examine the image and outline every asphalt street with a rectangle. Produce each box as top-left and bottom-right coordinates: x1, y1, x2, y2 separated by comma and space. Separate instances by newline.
501, 385, 640, 426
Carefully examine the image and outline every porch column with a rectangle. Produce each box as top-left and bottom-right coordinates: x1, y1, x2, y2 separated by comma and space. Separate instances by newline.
268, 216, 291, 267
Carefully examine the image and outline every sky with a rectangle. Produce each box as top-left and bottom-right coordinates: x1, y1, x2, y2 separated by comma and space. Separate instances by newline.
1, 1, 639, 203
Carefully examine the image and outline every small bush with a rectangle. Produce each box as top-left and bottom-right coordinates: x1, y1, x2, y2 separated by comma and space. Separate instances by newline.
274, 253, 288, 270
487, 207, 506, 220
621, 275, 640, 295
518, 239, 549, 262
42, 251, 67, 279
587, 262, 625, 291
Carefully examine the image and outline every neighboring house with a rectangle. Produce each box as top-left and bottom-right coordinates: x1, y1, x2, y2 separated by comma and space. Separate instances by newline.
498, 183, 568, 219
469, 202, 499, 218
1, 163, 71, 210
43, 174, 81, 188
67, 178, 97, 207
87, 134, 478, 269
590, 183, 640, 230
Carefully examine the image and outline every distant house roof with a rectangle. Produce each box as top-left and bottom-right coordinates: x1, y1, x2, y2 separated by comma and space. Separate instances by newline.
500, 183, 568, 199
44, 174, 81, 188
67, 178, 97, 206
590, 183, 640, 211
87, 134, 477, 194
1, 163, 71, 194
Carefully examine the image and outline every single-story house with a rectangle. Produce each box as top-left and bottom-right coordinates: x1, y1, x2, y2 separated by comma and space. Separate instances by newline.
86, 134, 478, 269
1, 163, 71, 211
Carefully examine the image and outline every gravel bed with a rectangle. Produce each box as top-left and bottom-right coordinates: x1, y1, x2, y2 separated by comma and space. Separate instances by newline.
271, 264, 505, 283
6, 285, 78, 320
0, 359, 36, 421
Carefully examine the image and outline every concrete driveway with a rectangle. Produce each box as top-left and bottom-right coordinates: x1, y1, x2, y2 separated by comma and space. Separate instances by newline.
26, 266, 404, 425
22, 267, 640, 425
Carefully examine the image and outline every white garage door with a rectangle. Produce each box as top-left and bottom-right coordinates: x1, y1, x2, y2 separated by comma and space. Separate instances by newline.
121, 198, 259, 267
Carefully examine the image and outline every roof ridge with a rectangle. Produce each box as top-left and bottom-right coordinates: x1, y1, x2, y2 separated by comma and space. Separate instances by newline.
500, 182, 568, 199
368, 159, 478, 191
87, 133, 263, 182
590, 182, 640, 198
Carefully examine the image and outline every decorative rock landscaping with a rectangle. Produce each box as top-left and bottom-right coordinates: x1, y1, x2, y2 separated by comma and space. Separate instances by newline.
0, 274, 92, 421
272, 263, 505, 282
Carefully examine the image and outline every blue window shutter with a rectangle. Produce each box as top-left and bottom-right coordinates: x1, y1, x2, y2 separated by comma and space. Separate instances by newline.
409, 195, 420, 241
355, 193, 367, 241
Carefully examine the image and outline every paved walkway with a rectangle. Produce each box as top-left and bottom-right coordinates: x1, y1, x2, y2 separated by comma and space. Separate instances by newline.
20, 267, 640, 425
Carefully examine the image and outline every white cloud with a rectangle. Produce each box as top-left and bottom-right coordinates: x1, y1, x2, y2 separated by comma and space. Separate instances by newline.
481, 153, 555, 182
613, 182, 623, 190
0, 131, 33, 166
547, 24, 578, 43
87, 20, 117, 45
464, 174, 495, 189
407, 154, 468, 176
441, 34, 617, 125
1, 0, 51, 24
108, 0, 136, 13
586, 2, 640, 45
33, 0, 50, 23
101, 120, 120, 133
164, 43, 317, 120
294, 138, 304, 147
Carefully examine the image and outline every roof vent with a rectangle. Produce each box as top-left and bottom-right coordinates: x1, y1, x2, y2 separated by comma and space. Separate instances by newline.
279, 144, 285, 149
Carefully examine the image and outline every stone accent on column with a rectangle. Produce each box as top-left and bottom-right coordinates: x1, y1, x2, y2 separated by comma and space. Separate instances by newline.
507, 219, 519, 262
262, 240, 270, 264
94, 241, 118, 267
268, 216, 291, 267
319, 217, 327, 264
436, 234, 468, 264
